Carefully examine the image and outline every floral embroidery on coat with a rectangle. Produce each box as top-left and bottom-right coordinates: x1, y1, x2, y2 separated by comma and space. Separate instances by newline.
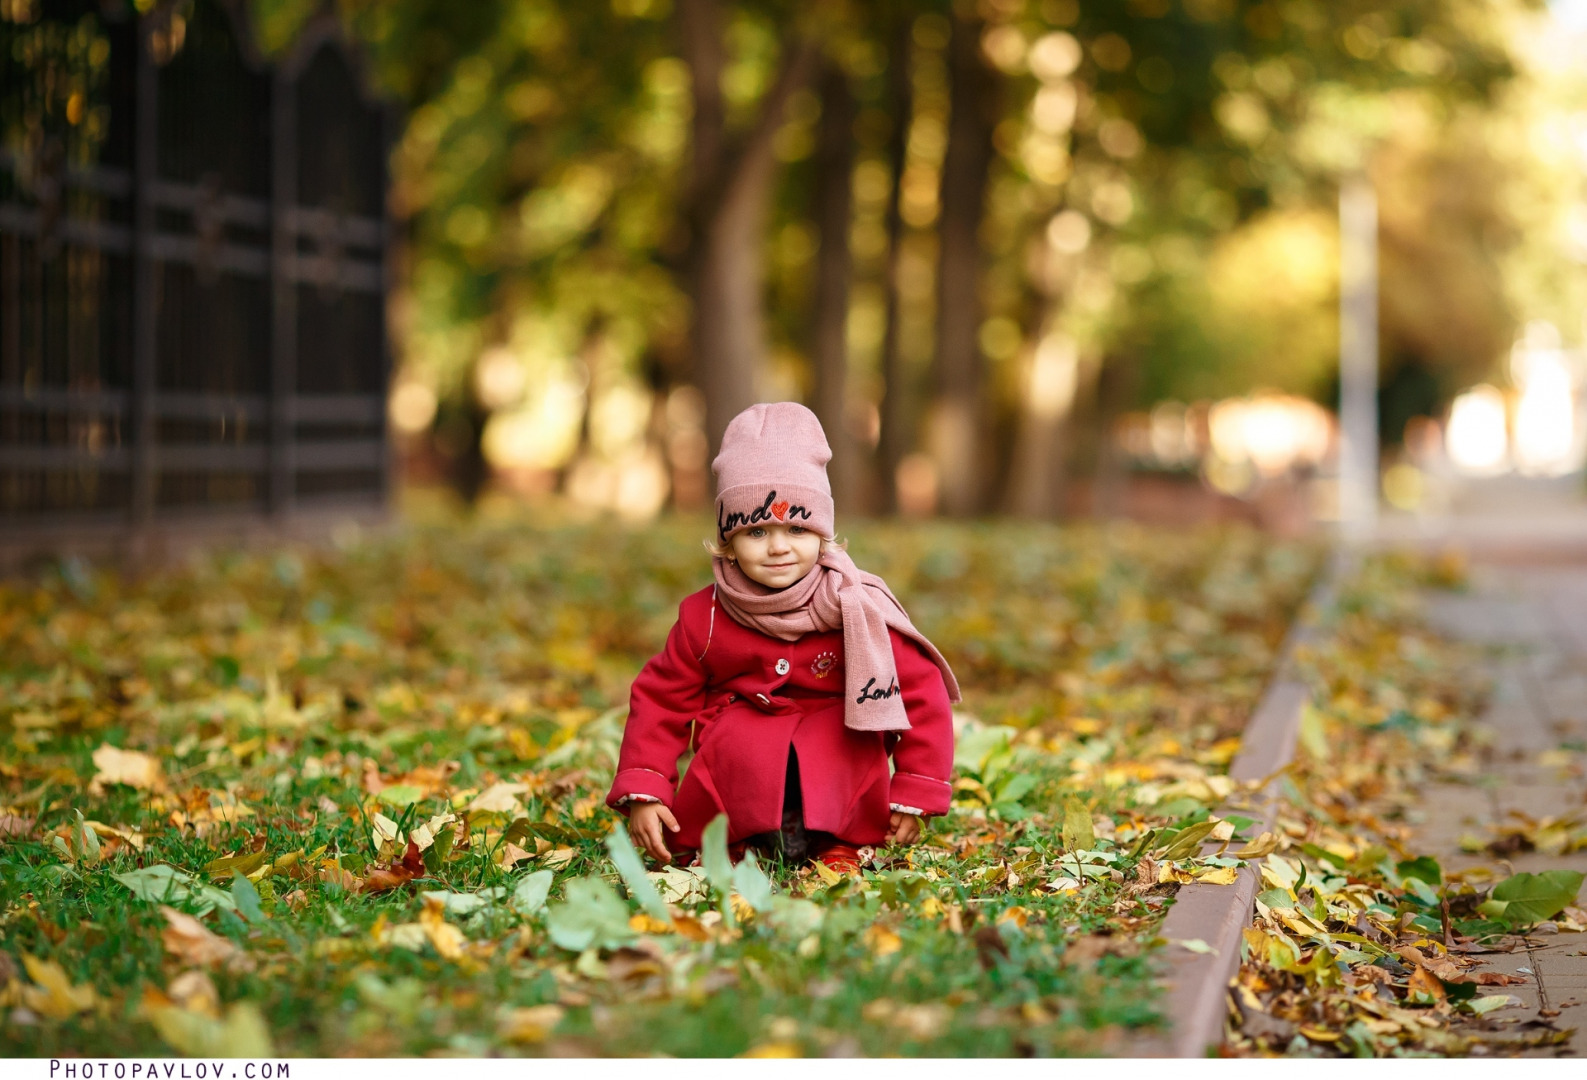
811, 650, 839, 679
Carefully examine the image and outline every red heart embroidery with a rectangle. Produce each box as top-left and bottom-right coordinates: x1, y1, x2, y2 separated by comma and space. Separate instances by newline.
770, 500, 789, 521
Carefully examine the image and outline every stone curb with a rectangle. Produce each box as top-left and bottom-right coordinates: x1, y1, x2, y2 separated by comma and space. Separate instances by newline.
1144, 550, 1350, 1057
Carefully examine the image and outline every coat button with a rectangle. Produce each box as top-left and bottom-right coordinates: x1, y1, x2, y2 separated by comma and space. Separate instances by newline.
775, 658, 790, 675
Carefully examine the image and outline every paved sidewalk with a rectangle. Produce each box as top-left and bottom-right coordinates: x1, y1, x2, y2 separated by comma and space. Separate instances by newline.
1417, 564, 1587, 1056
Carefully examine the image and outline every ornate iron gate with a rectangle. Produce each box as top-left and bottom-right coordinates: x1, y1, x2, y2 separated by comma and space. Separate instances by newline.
0, 0, 392, 541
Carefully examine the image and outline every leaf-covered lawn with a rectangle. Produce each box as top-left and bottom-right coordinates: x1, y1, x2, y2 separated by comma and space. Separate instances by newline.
1, 515, 1333, 1057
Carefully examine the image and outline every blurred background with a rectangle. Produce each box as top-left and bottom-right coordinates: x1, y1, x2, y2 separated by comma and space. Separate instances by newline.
4, 0, 1587, 556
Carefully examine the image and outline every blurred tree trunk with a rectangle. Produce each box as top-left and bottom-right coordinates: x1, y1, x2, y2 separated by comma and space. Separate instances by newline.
931, 10, 997, 517
811, 59, 858, 512
1091, 354, 1138, 520
1005, 332, 1079, 517
678, 0, 818, 456
875, 7, 913, 514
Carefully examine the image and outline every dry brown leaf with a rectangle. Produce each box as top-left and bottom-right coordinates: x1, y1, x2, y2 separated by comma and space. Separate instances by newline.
0, 813, 36, 839
166, 970, 221, 1018
159, 907, 254, 972
89, 744, 163, 793
499, 841, 532, 868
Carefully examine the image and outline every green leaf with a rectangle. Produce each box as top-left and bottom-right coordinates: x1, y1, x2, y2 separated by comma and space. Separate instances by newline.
1468, 994, 1518, 1015
231, 871, 267, 923
543, 875, 635, 952
511, 869, 554, 915
1256, 887, 1295, 911
731, 850, 774, 912
605, 826, 671, 921
1403, 876, 1440, 908
995, 773, 1037, 805
700, 814, 736, 929
1395, 856, 1442, 886
113, 864, 237, 916
420, 888, 505, 916
1061, 797, 1094, 853
376, 784, 426, 808
1486, 870, 1585, 927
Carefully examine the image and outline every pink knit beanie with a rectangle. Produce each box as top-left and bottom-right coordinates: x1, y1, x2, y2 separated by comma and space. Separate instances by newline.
713, 402, 835, 543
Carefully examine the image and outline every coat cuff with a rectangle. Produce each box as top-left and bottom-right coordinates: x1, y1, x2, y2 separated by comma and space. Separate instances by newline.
606, 768, 676, 811
889, 771, 951, 817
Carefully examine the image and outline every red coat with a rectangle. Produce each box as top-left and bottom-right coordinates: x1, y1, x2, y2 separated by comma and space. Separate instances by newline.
606, 584, 955, 848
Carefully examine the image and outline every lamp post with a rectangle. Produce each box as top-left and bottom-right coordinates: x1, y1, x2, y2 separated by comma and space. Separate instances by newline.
1338, 173, 1379, 545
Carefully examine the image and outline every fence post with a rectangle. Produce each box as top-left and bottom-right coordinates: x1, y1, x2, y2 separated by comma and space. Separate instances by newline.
269, 68, 296, 517
129, 13, 159, 529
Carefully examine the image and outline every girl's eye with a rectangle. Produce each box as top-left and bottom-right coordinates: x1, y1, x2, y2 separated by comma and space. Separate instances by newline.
790, 526, 805, 535
748, 528, 766, 537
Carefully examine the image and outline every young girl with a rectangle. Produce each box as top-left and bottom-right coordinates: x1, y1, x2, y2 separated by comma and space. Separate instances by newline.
605, 402, 959, 871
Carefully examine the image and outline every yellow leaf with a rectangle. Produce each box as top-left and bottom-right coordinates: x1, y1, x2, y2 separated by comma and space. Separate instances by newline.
89, 744, 163, 793
1194, 866, 1240, 885
497, 1004, 565, 1044
1061, 797, 1095, 853
998, 905, 1033, 929
862, 923, 902, 956
741, 1041, 802, 1058
146, 1000, 274, 1057
811, 859, 844, 888
370, 812, 402, 850
629, 913, 674, 934
466, 782, 530, 816
21, 954, 97, 1019
85, 820, 146, 852
419, 896, 465, 960
1231, 831, 1281, 859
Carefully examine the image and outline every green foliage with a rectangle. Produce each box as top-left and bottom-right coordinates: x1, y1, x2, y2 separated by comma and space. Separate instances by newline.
1479, 870, 1586, 928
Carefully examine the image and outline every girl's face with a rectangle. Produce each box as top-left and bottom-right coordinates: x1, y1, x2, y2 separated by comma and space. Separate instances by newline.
728, 524, 822, 589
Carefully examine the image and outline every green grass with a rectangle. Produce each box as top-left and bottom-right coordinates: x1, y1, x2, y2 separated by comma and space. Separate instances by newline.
0, 514, 1322, 1056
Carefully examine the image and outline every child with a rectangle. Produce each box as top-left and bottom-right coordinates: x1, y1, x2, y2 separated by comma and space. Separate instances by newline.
605, 402, 959, 871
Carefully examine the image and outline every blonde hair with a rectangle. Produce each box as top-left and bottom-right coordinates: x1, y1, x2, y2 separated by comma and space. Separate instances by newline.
704, 533, 847, 560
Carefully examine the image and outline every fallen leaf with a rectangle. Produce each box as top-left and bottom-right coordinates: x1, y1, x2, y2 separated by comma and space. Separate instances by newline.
863, 923, 903, 956
165, 970, 221, 1018
467, 782, 530, 816
0, 814, 37, 839
145, 999, 274, 1056
89, 743, 164, 793
20, 954, 97, 1019
419, 896, 466, 959
498, 841, 533, 868
159, 907, 254, 972
497, 1004, 564, 1044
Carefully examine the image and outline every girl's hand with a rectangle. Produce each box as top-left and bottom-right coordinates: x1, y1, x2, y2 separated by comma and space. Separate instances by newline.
629, 801, 680, 864
885, 811, 921, 845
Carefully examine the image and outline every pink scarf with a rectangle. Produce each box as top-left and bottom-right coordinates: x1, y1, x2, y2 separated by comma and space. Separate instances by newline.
712, 549, 961, 732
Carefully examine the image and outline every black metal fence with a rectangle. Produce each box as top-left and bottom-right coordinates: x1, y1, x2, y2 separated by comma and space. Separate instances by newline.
0, 0, 392, 540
